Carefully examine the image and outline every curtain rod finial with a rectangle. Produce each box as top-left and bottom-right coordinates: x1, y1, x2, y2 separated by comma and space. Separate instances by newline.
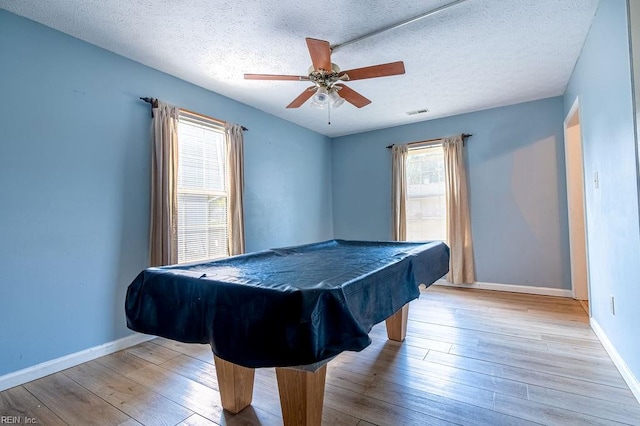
140, 97, 158, 107
140, 97, 158, 117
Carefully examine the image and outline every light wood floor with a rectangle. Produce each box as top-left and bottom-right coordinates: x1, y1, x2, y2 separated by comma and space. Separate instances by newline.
1, 286, 639, 425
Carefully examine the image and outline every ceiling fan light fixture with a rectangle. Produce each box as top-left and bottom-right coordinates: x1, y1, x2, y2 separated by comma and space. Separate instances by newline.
310, 98, 326, 109
329, 89, 345, 108
313, 86, 329, 104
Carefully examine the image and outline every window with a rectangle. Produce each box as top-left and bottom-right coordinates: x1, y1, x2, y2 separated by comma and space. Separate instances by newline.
177, 112, 228, 263
405, 144, 447, 241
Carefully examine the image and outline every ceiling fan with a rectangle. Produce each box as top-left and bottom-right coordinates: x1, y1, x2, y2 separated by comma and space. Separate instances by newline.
244, 38, 405, 109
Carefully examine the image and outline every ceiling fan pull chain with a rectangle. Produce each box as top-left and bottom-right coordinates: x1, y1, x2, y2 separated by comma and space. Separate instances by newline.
328, 101, 331, 125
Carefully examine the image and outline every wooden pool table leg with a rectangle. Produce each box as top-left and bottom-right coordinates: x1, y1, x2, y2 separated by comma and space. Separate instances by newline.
275, 364, 327, 426
385, 303, 409, 341
213, 355, 255, 414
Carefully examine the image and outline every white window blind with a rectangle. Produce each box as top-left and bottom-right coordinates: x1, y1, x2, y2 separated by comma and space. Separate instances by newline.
177, 112, 228, 263
406, 144, 447, 241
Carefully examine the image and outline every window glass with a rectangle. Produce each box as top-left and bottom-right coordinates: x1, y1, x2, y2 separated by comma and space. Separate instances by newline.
406, 145, 446, 241
177, 114, 228, 262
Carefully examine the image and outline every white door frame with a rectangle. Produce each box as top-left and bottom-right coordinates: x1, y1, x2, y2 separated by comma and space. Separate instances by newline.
563, 97, 590, 309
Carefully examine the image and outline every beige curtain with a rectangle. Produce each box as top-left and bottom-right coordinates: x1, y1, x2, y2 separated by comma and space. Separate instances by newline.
225, 123, 245, 255
443, 135, 475, 283
391, 144, 409, 241
149, 101, 180, 266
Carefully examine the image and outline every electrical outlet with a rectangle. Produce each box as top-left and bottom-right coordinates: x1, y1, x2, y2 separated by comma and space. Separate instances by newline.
610, 295, 615, 315
594, 172, 599, 189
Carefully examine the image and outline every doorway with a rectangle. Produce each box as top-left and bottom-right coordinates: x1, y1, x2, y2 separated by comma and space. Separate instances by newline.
564, 99, 589, 314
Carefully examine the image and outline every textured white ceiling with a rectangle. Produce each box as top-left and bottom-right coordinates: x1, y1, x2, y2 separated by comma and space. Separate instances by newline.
0, 0, 598, 137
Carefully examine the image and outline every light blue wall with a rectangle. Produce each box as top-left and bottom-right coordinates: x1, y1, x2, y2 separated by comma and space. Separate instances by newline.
0, 10, 332, 376
564, 0, 640, 382
332, 97, 570, 288
244, 123, 333, 252
5, 0, 639, 389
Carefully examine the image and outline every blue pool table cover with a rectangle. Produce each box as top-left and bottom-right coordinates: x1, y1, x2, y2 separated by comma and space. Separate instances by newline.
125, 239, 449, 368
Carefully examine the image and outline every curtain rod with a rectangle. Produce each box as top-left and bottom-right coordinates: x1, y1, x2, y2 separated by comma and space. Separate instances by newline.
140, 97, 248, 131
386, 133, 472, 149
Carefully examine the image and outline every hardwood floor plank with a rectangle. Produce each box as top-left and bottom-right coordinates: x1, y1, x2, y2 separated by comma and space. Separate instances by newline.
448, 343, 627, 387
365, 378, 539, 426
126, 363, 224, 422
94, 349, 152, 376
334, 342, 529, 399
425, 350, 638, 405
527, 384, 640, 424
64, 360, 193, 425
23, 373, 130, 425
367, 371, 496, 410
0, 385, 66, 426
161, 354, 220, 391
476, 339, 617, 368
177, 413, 218, 425
125, 340, 183, 365
544, 342, 610, 359
324, 383, 457, 426
526, 307, 591, 321
365, 373, 494, 412
410, 310, 546, 340
118, 418, 144, 426
493, 393, 628, 426
320, 406, 362, 426
480, 310, 595, 332
368, 325, 449, 355
326, 364, 376, 394
407, 318, 539, 349
152, 337, 214, 363
487, 317, 598, 341
541, 332, 608, 349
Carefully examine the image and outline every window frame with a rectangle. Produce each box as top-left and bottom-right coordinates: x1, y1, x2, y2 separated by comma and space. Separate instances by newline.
405, 141, 447, 242
176, 110, 230, 263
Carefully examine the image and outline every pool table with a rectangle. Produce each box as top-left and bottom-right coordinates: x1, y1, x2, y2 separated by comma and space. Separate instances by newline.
126, 239, 449, 425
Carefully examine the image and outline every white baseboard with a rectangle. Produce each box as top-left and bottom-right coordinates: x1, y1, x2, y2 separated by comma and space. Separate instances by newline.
0, 333, 155, 392
590, 318, 640, 404
432, 280, 573, 298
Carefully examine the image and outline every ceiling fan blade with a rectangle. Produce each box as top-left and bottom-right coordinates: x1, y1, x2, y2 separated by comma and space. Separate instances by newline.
335, 84, 371, 108
339, 61, 405, 81
306, 38, 332, 72
286, 87, 316, 108
244, 73, 310, 81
